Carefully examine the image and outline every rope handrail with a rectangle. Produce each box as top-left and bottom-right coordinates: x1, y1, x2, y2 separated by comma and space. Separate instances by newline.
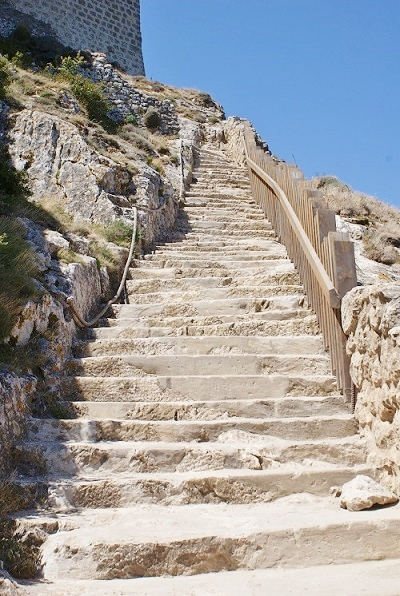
59, 140, 186, 328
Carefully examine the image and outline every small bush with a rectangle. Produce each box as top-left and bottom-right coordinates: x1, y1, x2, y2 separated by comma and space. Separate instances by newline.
101, 220, 134, 248
69, 75, 110, 124
125, 113, 138, 125
0, 54, 11, 99
144, 107, 161, 129
0, 219, 40, 340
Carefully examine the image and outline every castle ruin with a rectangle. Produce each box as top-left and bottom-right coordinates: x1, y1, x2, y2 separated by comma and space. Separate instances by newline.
1, 0, 145, 75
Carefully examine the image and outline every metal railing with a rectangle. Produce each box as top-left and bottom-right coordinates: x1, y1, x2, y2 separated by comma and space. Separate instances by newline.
242, 123, 357, 402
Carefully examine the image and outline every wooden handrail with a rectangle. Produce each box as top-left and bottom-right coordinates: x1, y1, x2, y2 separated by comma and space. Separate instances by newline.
245, 153, 340, 308
241, 123, 357, 401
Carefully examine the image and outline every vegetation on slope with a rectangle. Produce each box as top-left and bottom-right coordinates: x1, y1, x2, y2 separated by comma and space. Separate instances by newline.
315, 175, 400, 265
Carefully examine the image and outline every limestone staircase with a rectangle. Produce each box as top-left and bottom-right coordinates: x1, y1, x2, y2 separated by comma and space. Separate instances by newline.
17, 147, 400, 594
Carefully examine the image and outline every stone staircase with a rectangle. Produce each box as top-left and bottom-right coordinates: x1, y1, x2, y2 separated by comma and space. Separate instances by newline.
18, 147, 400, 595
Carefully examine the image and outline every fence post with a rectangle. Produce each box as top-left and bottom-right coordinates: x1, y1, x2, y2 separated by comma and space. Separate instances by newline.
328, 231, 357, 401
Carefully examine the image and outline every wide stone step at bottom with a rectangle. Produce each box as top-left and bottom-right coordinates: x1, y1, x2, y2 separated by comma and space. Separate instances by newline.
18, 560, 400, 596
26, 415, 357, 443
31, 497, 400, 580
61, 373, 339, 402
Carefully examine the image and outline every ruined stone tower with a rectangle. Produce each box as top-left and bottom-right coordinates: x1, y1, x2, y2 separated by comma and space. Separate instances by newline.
2, 0, 145, 75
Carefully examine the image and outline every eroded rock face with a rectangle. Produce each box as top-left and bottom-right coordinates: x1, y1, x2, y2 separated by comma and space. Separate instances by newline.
0, 372, 36, 475
340, 475, 398, 511
343, 284, 400, 492
8, 109, 134, 225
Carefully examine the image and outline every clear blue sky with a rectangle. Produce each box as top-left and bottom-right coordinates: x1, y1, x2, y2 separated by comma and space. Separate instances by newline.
141, 0, 400, 209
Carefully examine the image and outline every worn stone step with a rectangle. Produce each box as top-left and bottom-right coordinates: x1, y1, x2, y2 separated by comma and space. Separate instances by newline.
111, 296, 306, 320
26, 414, 356, 443
32, 497, 400, 580
91, 314, 320, 341
186, 220, 271, 232
124, 286, 303, 305
19, 466, 372, 512
125, 274, 300, 294
18, 560, 400, 596
68, 395, 347, 419
154, 237, 279, 250
25, 435, 365, 477
147, 248, 288, 261
74, 334, 324, 358
68, 353, 331, 378
130, 260, 294, 277
61, 373, 338, 402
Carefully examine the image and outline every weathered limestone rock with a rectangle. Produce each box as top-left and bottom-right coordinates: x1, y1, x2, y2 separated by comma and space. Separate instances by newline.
8, 110, 134, 225
0, 372, 36, 474
343, 284, 400, 492
340, 475, 398, 511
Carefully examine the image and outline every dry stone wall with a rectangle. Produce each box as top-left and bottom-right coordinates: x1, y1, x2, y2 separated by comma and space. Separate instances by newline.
342, 284, 400, 493
2, 0, 145, 75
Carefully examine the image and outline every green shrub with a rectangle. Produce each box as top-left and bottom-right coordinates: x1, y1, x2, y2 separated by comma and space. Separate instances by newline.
101, 220, 134, 248
144, 107, 161, 129
0, 219, 40, 340
69, 75, 110, 124
125, 113, 138, 125
0, 54, 11, 100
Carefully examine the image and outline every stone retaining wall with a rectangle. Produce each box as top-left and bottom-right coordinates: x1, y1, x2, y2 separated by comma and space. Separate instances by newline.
342, 284, 400, 493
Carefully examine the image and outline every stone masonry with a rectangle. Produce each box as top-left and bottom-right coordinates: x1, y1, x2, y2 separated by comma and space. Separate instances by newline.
2, 0, 145, 75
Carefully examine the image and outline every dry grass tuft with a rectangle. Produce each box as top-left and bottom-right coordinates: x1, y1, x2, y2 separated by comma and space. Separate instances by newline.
313, 175, 400, 264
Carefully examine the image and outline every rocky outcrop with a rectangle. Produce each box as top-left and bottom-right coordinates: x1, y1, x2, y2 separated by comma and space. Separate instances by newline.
342, 284, 400, 493
8, 109, 135, 225
0, 372, 36, 475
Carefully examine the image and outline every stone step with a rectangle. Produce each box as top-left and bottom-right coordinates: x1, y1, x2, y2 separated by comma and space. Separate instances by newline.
146, 247, 288, 260
25, 435, 365, 477
91, 314, 320, 340
18, 560, 400, 596
138, 258, 288, 271
153, 237, 279, 249
42, 466, 370, 509
175, 228, 275, 239
111, 296, 306, 320
61, 373, 338, 402
123, 286, 303, 305
186, 220, 270, 231
125, 273, 300, 293
26, 414, 356, 443
32, 497, 400, 580
68, 353, 331, 377
183, 197, 256, 208
68, 395, 346, 419
66, 346, 330, 377
185, 211, 265, 221
130, 260, 294, 276
74, 334, 324, 358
